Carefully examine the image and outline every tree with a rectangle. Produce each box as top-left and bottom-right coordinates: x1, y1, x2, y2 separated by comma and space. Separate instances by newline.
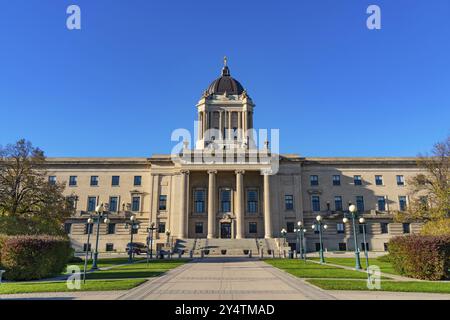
395, 136, 450, 235
0, 139, 73, 235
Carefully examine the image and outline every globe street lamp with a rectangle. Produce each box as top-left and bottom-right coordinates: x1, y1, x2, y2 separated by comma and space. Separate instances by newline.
126, 215, 140, 263
146, 222, 157, 262
91, 203, 109, 270
343, 204, 362, 270
83, 217, 93, 283
359, 217, 370, 269
281, 228, 287, 246
312, 215, 327, 264
294, 221, 306, 260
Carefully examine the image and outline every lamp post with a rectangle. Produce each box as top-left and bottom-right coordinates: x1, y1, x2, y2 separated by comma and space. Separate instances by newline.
83, 217, 93, 283
281, 228, 287, 246
146, 222, 157, 262
91, 203, 109, 270
126, 215, 140, 263
343, 204, 362, 270
294, 221, 306, 260
312, 215, 327, 264
359, 217, 369, 269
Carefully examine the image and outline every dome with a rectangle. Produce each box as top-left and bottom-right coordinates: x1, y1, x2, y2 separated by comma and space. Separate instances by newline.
206, 59, 245, 96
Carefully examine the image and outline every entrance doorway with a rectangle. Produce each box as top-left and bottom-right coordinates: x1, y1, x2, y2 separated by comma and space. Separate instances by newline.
220, 223, 231, 238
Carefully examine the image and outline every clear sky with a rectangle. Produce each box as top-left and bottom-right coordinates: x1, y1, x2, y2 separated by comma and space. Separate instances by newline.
0, 0, 449, 157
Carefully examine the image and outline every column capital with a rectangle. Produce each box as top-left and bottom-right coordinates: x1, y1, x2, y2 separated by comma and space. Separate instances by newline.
207, 170, 218, 175
180, 169, 190, 175
261, 169, 274, 176
235, 170, 245, 175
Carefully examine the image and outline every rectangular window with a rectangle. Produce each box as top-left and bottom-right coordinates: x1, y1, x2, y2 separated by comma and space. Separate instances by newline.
111, 176, 120, 186
131, 196, 140, 212
87, 196, 97, 212
106, 243, 114, 252
315, 243, 321, 251
66, 196, 77, 209
90, 176, 99, 186
375, 175, 383, 186
402, 223, 410, 234
249, 222, 257, 234
134, 175, 142, 186
396, 175, 405, 186
247, 189, 258, 213
83, 243, 92, 252
399, 196, 407, 211
312, 196, 320, 212
48, 176, 56, 185
334, 196, 343, 211
69, 176, 77, 186
285, 195, 294, 211
354, 175, 362, 186
159, 195, 167, 211
107, 223, 116, 235
310, 175, 319, 186
85, 223, 93, 235
194, 190, 205, 213
380, 222, 389, 234
64, 223, 72, 234
377, 196, 386, 211
356, 196, 364, 213
332, 175, 341, 186
220, 189, 231, 213
384, 243, 389, 252
361, 242, 370, 251
195, 222, 203, 234
336, 223, 345, 234
338, 243, 347, 251
359, 224, 364, 234
109, 196, 118, 212
286, 222, 295, 233
158, 222, 166, 234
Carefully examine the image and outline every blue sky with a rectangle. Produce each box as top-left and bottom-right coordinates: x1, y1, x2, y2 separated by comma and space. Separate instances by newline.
0, 0, 449, 157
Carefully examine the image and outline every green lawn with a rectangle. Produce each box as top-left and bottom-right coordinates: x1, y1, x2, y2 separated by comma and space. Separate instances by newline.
67, 257, 146, 271
308, 257, 399, 275
307, 279, 450, 294
264, 259, 373, 279
0, 279, 146, 294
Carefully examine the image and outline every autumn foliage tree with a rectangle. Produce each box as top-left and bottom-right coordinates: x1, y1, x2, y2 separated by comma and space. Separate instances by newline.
0, 139, 73, 235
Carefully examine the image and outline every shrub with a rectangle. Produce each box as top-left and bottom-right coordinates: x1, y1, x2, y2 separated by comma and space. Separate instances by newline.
388, 235, 450, 280
0, 234, 7, 267
0, 235, 72, 280
377, 254, 392, 263
67, 256, 83, 263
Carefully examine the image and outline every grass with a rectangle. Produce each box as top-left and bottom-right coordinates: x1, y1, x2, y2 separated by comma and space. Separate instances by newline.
308, 257, 399, 275
307, 279, 450, 294
264, 259, 372, 279
0, 279, 146, 294
67, 257, 146, 271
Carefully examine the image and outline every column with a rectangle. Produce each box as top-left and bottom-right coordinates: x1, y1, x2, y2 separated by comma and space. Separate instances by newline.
207, 170, 217, 239
238, 111, 242, 141
235, 170, 245, 239
228, 111, 232, 140
263, 171, 273, 238
219, 112, 223, 140
179, 170, 189, 238
198, 112, 202, 140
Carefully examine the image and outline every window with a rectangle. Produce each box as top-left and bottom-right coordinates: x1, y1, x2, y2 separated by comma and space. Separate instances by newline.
383, 243, 389, 252
158, 222, 166, 234
310, 175, 319, 186
159, 195, 167, 211
312, 196, 320, 212
336, 223, 345, 234
66, 196, 77, 209
194, 190, 205, 213
399, 196, 407, 211
356, 196, 364, 213
131, 196, 140, 212
338, 243, 347, 251
286, 222, 295, 233
285, 195, 294, 211
64, 223, 72, 234
109, 196, 118, 212
377, 196, 386, 211
247, 189, 258, 213
332, 175, 341, 186
375, 175, 383, 186
106, 243, 114, 252
396, 175, 405, 186
195, 222, 203, 234
380, 222, 389, 234
249, 222, 257, 234
402, 223, 410, 234
419, 196, 428, 210
359, 224, 364, 234
334, 196, 343, 211
361, 242, 370, 251
90, 176, 99, 186
69, 175, 77, 186
220, 189, 231, 212
134, 176, 142, 186
111, 176, 120, 186
85, 223, 93, 234
107, 223, 116, 235
315, 243, 321, 251
48, 176, 56, 185
87, 196, 97, 212
354, 175, 362, 185
83, 243, 92, 252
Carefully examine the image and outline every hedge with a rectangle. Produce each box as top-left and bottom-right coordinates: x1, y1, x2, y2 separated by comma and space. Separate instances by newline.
388, 235, 450, 280
0, 235, 72, 281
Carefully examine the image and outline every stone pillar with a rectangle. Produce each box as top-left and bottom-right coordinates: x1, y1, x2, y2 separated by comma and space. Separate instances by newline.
207, 170, 217, 239
263, 171, 272, 238
228, 111, 232, 140
179, 170, 189, 238
235, 170, 245, 239
219, 111, 223, 141
198, 112, 202, 140
238, 111, 242, 141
